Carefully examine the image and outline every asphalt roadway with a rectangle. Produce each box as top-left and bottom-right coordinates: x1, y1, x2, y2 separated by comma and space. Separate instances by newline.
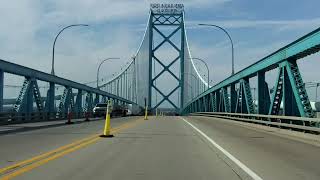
0, 115, 319, 180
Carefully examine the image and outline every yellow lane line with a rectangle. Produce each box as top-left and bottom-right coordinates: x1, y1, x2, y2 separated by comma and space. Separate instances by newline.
0, 134, 99, 174
0, 118, 144, 179
111, 119, 143, 133
2, 137, 101, 180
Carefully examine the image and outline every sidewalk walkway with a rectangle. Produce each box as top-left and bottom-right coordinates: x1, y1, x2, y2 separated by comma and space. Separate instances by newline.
0, 117, 102, 134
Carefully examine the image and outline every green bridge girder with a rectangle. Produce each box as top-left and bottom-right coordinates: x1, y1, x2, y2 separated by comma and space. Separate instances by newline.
182, 26, 320, 119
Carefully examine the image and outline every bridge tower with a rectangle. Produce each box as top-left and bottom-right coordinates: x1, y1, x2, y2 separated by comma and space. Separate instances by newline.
147, 4, 185, 112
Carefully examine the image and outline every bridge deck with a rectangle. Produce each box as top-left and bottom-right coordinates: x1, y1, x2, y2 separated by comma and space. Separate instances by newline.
1, 116, 320, 179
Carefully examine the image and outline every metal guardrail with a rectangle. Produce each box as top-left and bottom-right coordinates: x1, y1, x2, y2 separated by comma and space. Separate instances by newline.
0, 59, 135, 104
185, 27, 320, 107
0, 112, 93, 125
182, 27, 320, 118
0, 58, 139, 124
190, 112, 320, 133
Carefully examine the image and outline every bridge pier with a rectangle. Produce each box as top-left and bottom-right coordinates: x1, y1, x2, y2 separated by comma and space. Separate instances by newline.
94, 93, 99, 105
46, 82, 55, 119
283, 67, 299, 117
25, 78, 34, 119
75, 89, 83, 118
230, 83, 237, 113
215, 91, 220, 112
257, 71, 270, 115
102, 96, 107, 103
269, 61, 315, 118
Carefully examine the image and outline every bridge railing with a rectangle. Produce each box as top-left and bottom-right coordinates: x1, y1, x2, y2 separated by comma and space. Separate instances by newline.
182, 26, 320, 118
0, 111, 94, 126
0, 59, 136, 124
191, 112, 320, 133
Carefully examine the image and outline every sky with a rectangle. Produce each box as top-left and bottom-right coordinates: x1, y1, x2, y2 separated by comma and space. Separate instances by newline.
1, 0, 320, 101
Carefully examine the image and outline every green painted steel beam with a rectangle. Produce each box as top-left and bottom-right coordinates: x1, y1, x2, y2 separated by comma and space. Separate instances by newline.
183, 27, 320, 110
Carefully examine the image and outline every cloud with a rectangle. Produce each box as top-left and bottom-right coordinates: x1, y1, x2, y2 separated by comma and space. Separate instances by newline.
0, 1, 148, 80
0, 0, 231, 78
42, 0, 149, 25
1, 0, 319, 103
187, 18, 320, 31
146, 0, 231, 7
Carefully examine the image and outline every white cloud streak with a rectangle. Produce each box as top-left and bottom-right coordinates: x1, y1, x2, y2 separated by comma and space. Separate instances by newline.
1, 0, 320, 101
187, 18, 320, 31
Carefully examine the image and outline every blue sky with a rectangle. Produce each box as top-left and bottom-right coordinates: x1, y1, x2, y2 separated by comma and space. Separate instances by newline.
0, 0, 320, 100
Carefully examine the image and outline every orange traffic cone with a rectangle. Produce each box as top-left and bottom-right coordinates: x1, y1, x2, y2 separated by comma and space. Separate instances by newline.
66, 111, 74, 124
85, 112, 90, 121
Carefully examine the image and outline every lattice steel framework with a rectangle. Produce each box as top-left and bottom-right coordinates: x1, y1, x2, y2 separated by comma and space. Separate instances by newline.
0, 59, 135, 123
182, 26, 320, 119
148, 11, 185, 111
97, 5, 207, 112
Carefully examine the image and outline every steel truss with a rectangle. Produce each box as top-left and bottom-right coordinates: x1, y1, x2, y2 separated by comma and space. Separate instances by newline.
0, 58, 135, 122
148, 12, 185, 111
182, 26, 320, 119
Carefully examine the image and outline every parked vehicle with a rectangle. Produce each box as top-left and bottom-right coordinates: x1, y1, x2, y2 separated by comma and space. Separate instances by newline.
93, 103, 143, 118
127, 104, 143, 116
93, 103, 108, 117
111, 103, 127, 117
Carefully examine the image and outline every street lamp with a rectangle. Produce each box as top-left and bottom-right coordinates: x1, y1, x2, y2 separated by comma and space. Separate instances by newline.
97, 58, 120, 89
52, 24, 89, 76
188, 57, 210, 91
198, 23, 235, 75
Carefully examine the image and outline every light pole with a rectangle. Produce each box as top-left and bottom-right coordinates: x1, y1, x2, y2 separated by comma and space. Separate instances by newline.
52, 24, 89, 76
316, 83, 320, 101
97, 58, 120, 89
188, 57, 210, 91
198, 23, 234, 75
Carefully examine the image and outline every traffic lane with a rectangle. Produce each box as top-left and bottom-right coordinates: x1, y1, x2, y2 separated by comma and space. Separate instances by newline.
186, 116, 320, 180
15, 116, 240, 180
0, 116, 142, 168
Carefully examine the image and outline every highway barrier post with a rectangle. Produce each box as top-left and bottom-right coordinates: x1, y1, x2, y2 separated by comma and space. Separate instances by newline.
85, 112, 90, 122
100, 100, 114, 137
144, 106, 148, 120
66, 108, 74, 124
144, 97, 148, 120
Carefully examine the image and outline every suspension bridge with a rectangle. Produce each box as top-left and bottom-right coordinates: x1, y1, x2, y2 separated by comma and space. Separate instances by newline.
1, 4, 320, 180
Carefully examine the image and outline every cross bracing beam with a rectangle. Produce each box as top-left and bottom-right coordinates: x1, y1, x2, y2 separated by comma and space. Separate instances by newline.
147, 11, 185, 111
153, 26, 181, 51
183, 27, 320, 116
153, 14, 182, 25
152, 56, 180, 82
152, 83, 180, 110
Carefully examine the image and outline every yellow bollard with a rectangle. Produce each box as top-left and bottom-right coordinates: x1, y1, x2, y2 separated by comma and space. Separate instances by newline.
100, 100, 114, 137
144, 106, 148, 120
